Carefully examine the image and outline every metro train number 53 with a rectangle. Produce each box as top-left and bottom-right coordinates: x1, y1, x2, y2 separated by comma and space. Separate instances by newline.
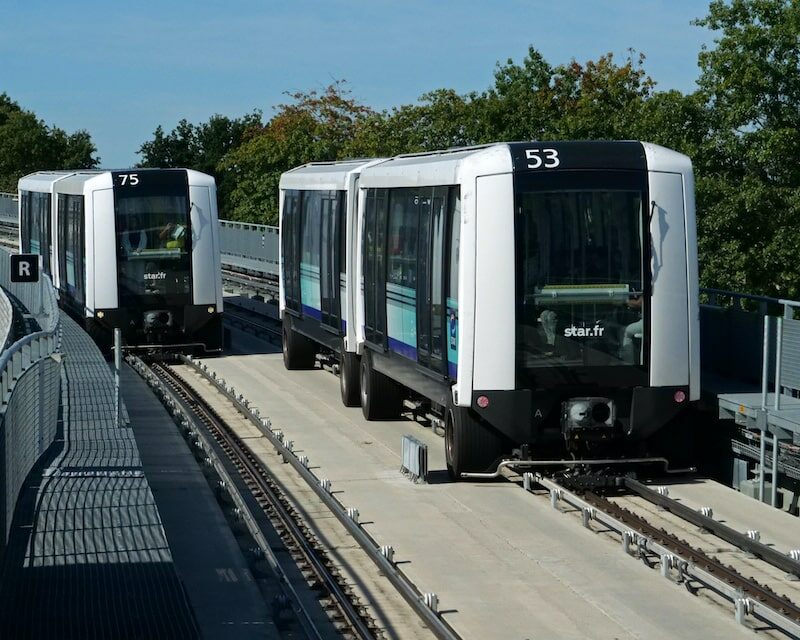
118, 173, 139, 186
525, 148, 560, 169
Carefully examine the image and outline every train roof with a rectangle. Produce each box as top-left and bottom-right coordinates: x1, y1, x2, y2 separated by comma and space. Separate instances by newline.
279, 159, 385, 191
359, 143, 510, 188
18, 168, 215, 193
358, 141, 691, 187
18, 170, 103, 192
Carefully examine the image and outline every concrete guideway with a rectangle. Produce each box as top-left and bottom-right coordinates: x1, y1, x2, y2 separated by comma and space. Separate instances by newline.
203, 328, 759, 640
172, 362, 436, 640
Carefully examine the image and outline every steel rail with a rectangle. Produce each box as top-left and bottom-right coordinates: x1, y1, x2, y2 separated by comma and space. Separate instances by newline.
151, 360, 376, 640
127, 355, 327, 640
180, 354, 462, 640
623, 477, 800, 579
529, 473, 800, 637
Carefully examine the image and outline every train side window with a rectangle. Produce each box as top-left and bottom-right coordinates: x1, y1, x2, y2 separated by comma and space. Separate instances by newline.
387, 189, 418, 289
72, 195, 85, 305
363, 189, 377, 342
416, 190, 432, 361
448, 193, 460, 304
282, 190, 301, 312
446, 189, 461, 376
20, 191, 31, 253
41, 193, 52, 274
300, 191, 320, 268
429, 188, 447, 366
338, 190, 346, 279
57, 195, 67, 290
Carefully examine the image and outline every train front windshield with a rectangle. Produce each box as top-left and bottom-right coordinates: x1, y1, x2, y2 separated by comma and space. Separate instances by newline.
115, 194, 191, 305
515, 171, 646, 378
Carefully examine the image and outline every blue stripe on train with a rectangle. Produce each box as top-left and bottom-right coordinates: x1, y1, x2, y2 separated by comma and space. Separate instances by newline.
302, 304, 322, 321
388, 336, 417, 361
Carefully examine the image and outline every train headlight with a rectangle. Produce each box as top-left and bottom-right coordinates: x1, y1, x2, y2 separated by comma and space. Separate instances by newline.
207, 306, 215, 314
562, 397, 615, 433
96, 311, 104, 319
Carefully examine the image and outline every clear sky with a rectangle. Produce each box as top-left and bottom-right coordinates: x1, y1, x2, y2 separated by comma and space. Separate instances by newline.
0, 0, 714, 169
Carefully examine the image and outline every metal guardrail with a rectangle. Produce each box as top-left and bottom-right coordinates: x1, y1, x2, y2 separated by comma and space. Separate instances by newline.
0, 250, 62, 546
0, 193, 17, 227
219, 219, 279, 277
180, 354, 462, 640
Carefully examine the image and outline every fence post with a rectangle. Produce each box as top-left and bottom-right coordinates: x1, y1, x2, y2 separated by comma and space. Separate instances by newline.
114, 329, 121, 428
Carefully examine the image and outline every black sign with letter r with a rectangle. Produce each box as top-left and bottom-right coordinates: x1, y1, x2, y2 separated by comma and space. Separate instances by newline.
10, 254, 40, 283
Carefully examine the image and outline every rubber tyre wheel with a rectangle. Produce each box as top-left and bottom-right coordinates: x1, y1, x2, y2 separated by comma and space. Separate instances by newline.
359, 352, 403, 420
282, 322, 316, 370
445, 404, 506, 480
339, 347, 361, 407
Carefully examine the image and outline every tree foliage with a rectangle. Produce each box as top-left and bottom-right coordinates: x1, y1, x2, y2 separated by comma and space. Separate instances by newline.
128, 0, 800, 298
694, 0, 800, 296
0, 93, 98, 192
220, 82, 373, 224
137, 112, 262, 218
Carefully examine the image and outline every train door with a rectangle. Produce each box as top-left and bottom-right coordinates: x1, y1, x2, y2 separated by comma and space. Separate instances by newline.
281, 190, 301, 313
416, 187, 449, 375
363, 189, 388, 346
320, 191, 343, 332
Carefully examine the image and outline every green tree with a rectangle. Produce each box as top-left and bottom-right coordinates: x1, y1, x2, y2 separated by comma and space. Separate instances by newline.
693, 0, 800, 297
137, 112, 262, 217
0, 93, 98, 192
220, 82, 373, 224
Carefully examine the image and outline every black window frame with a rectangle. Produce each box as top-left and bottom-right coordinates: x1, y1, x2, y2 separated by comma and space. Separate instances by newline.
513, 168, 651, 388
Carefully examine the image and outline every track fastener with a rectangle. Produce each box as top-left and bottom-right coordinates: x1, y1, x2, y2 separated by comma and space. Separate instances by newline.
423, 593, 439, 613
380, 545, 395, 563
734, 597, 751, 625
523, 472, 534, 491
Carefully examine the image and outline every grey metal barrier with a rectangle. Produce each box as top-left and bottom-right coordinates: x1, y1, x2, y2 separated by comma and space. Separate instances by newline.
219, 219, 279, 277
0, 287, 12, 352
0, 250, 62, 544
0, 248, 58, 333
0, 193, 17, 227
700, 287, 782, 387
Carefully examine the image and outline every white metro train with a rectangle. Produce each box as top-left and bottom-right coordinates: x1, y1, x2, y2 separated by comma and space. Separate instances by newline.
18, 169, 224, 353
279, 142, 699, 478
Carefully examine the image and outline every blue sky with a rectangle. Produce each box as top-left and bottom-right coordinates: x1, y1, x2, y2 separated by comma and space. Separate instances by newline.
1, 0, 714, 169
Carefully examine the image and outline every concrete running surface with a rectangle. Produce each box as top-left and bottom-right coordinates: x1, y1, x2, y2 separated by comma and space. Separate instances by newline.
201, 328, 760, 640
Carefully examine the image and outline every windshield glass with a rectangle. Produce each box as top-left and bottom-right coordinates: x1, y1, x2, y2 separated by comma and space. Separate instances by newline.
517, 177, 645, 373
116, 194, 191, 305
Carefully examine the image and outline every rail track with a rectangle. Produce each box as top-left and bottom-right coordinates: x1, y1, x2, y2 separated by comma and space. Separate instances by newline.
132, 353, 460, 640
136, 355, 381, 640
526, 472, 800, 637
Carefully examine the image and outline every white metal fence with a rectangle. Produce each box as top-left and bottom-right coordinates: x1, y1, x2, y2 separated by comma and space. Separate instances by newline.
219, 219, 279, 277
0, 248, 62, 543
0, 193, 17, 227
